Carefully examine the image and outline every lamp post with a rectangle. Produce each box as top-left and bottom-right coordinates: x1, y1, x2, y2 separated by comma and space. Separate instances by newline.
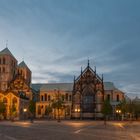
75, 107, 80, 119
116, 109, 121, 120
23, 108, 27, 121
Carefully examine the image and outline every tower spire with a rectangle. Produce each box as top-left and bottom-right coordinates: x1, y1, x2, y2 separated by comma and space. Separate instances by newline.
81, 67, 83, 75
102, 74, 104, 82
6, 40, 8, 48
88, 59, 90, 67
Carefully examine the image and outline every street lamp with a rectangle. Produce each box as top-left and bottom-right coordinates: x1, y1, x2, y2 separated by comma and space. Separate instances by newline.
116, 109, 121, 120
75, 108, 80, 113
23, 108, 27, 121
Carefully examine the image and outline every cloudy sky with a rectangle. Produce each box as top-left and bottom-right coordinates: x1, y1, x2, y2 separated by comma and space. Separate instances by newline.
0, 0, 140, 97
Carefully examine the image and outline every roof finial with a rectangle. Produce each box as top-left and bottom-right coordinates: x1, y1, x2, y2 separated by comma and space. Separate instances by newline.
102, 74, 104, 81
81, 67, 83, 75
88, 58, 90, 67
95, 66, 96, 74
6, 40, 8, 48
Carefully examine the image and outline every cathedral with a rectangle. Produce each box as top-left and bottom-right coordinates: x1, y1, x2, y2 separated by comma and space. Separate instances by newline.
0, 48, 124, 120
33, 63, 124, 120
0, 48, 32, 120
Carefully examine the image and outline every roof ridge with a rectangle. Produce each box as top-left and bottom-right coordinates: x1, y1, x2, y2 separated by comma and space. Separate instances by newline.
0, 48, 17, 60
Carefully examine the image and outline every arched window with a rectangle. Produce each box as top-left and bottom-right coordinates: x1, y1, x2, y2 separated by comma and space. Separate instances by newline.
82, 87, 94, 113
45, 94, 47, 101
117, 95, 120, 102
3, 58, 6, 64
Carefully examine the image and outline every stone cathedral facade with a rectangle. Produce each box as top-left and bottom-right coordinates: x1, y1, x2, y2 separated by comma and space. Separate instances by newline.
0, 48, 32, 120
0, 48, 124, 120
71, 62, 104, 119
34, 62, 124, 119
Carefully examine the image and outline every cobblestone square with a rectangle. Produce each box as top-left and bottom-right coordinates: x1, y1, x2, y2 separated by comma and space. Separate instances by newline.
0, 120, 140, 140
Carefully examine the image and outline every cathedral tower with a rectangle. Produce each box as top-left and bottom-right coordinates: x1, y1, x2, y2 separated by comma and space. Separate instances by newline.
0, 48, 17, 91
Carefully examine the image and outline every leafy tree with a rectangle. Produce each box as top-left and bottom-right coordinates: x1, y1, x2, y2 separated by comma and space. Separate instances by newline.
28, 100, 36, 115
51, 93, 64, 122
10, 104, 17, 121
45, 105, 52, 120
133, 102, 140, 120
101, 99, 112, 125
28, 100, 36, 122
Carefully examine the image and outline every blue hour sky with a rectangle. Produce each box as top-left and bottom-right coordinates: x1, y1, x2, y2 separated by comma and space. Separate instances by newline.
0, 0, 140, 97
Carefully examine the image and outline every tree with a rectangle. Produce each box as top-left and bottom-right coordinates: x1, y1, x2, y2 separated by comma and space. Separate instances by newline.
45, 105, 52, 120
101, 99, 112, 125
28, 100, 36, 122
0, 101, 6, 119
117, 99, 128, 120
10, 104, 17, 121
51, 92, 64, 122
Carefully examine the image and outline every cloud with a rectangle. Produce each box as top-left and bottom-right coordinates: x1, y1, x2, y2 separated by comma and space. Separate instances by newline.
0, 0, 140, 97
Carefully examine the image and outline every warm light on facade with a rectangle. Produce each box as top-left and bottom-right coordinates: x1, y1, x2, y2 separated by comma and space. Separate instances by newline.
23, 108, 27, 112
116, 109, 121, 114
77, 109, 80, 112
75, 108, 80, 112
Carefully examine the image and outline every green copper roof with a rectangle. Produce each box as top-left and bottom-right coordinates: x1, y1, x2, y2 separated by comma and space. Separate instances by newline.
31, 82, 116, 92
32, 83, 73, 92
104, 82, 116, 90
0, 48, 17, 60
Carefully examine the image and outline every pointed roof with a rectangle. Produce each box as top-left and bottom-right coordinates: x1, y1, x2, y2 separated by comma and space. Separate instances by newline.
0, 48, 17, 60
75, 61, 102, 83
18, 61, 31, 71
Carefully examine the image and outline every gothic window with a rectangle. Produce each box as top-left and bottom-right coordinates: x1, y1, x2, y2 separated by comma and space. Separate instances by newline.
107, 94, 110, 101
83, 96, 94, 112
117, 95, 119, 102
82, 87, 94, 113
